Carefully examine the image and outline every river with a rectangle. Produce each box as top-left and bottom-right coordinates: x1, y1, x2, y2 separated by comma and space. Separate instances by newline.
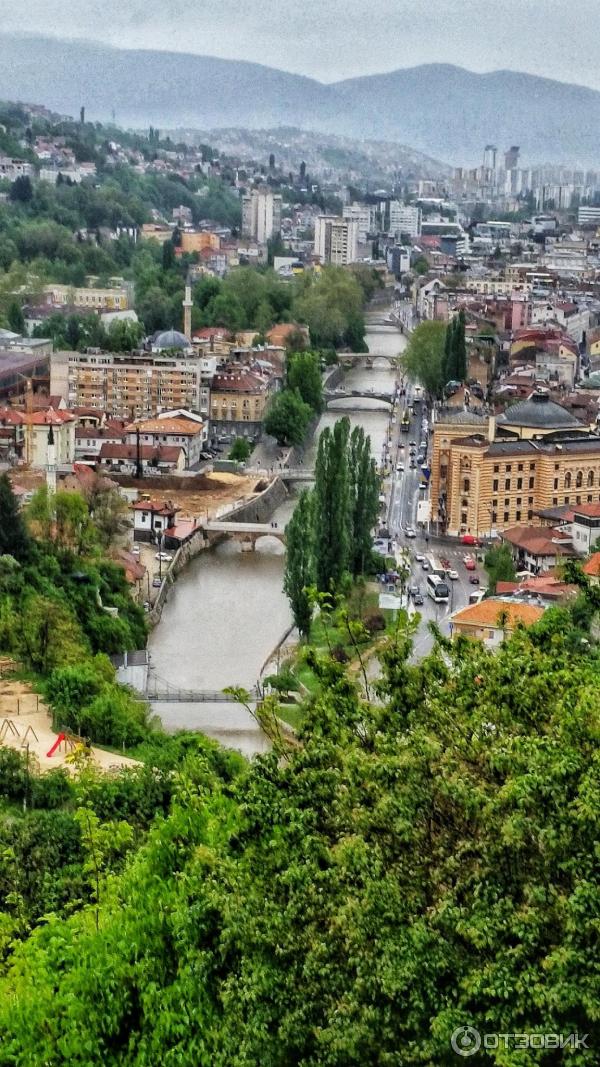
148, 316, 406, 755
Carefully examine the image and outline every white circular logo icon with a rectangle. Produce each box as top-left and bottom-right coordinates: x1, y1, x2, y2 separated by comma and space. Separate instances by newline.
451, 1026, 481, 1057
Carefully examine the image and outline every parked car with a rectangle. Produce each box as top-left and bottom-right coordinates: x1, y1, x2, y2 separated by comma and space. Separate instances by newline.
406, 527, 417, 538
421, 560, 430, 571
415, 551, 425, 562
461, 534, 480, 546
469, 575, 480, 584
408, 583, 420, 597
447, 569, 459, 580
155, 552, 173, 563
396, 462, 404, 472
413, 592, 424, 605
131, 545, 140, 558
152, 576, 162, 588
409, 440, 416, 446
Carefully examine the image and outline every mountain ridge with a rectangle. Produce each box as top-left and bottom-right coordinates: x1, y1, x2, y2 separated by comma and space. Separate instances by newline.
2, 33, 600, 165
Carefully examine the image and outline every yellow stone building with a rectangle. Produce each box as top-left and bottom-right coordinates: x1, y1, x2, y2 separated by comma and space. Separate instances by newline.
431, 391, 600, 536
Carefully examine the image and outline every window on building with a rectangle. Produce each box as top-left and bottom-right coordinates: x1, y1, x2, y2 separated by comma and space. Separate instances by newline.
515, 510, 521, 521
553, 478, 558, 490
440, 465, 448, 480
588, 494, 593, 503
516, 497, 522, 506
461, 511, 467, 525
493, 479, 498, 491
576, 471, 583, 488
588, 471, 595, 487
505, 479, 511, 490
517, 477, 523, 489
529, 477, 535, 489
528, 497, 534, 505
565, 472, 572, 488
518, 463, 523, 471
530, 463, 536, 471
576, 495, 581, 504
463, 478, 470, 492
555, 463, 560, 471
565, 496, 570, 504
503, 511, 510, 522
553, 497, 558, 505
492, 511, 497, 523
504, 498, 509, 506
505, 464, 512, 472
528, 510, 533, 520
493, 464, 499, 473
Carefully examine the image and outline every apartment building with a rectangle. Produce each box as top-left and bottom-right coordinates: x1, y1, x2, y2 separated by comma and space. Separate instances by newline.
241, 186, 282, 243
389, 202, 422, 238
51, 350, 214, 420
342, 203, 373, 242
313, 215, 359, 265
209, 367, 275, 439
0, 158, 34, 180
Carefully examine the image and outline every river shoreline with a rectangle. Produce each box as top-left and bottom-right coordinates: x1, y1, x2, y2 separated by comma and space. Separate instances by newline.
147, 315, 405, 754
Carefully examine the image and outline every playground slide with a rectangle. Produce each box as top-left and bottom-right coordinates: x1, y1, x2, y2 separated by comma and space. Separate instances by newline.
46, 733, 65, 757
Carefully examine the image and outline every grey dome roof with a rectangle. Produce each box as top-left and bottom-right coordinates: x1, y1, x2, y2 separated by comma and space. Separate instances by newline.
496, 391, 582, 430
154, 329, 189, 349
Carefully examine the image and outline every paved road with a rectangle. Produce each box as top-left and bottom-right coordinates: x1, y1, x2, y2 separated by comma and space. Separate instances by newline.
381, 382, 486, 660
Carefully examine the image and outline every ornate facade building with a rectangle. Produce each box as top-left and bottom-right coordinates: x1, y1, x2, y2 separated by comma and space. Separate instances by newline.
431, 391, 600, 536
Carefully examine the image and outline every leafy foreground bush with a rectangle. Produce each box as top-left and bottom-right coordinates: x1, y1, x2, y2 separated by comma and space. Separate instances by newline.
1, 612, 600, 1064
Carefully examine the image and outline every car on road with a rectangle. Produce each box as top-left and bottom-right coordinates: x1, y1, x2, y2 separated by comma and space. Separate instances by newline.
414, 551, 425, 562
405, 527, 417, 538
410, 460, 417, 469
408, 583, 420, 597
152, 576, 162, 588
155, 552, 173, 562
447, 569, 459, 580
469, 575, 480, 584
396, 462, 404, 472
419, 481, 428, 491
464, 556, 476, 571
413, 592, 424, 605
409, 440, 417, 447
421, 560, 430, 571
461, 534, 480, 546
131, 545, 140, 557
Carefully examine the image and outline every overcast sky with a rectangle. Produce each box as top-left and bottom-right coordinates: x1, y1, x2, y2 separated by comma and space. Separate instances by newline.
1, 0, 598, 88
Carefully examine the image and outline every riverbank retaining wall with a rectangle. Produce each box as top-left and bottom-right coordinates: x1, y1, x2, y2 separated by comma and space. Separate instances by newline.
147, 475, 288, 626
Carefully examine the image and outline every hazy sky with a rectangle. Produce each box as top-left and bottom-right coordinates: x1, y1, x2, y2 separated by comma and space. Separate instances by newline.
1, 0, 598, 88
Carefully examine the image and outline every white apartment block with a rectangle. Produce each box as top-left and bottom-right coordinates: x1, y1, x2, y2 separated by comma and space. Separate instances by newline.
578, 205, 600, 226
314, 216, 359, 265
241, 186, 282, 243
0, 157, 34, 180
342, 203, 373, 243
389, 202, 422, 238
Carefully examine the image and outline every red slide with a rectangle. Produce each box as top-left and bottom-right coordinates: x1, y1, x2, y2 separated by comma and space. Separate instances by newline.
46, 733, 65, 757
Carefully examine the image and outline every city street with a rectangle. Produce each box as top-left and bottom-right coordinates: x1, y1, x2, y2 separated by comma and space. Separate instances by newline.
381, 381, 485, 660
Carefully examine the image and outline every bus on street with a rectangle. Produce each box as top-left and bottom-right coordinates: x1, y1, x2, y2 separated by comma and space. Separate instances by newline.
426, 555, 446, 579
427, 573, 450, 603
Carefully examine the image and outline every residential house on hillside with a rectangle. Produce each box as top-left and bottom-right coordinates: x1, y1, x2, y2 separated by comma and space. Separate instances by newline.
98, 442, 185, 475
500, 525, 576, 573
450, 598, 545, 646
124, 415, 207, 468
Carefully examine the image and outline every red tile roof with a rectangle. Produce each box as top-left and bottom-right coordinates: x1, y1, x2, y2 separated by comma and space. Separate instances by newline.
501, 525, 576, 557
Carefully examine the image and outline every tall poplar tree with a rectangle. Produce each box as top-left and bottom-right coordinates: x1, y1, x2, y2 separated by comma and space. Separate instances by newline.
348, 426, 380, 575
313, 418, 351, 591
455, 308, 467, 382
283, 490, 314, 638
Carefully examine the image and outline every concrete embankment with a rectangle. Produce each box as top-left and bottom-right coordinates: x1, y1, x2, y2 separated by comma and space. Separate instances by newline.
148, 476, 288, 626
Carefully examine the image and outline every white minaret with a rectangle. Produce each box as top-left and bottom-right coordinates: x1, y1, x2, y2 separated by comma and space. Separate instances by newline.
46, 421, 57, 494
183, 284, 193, 342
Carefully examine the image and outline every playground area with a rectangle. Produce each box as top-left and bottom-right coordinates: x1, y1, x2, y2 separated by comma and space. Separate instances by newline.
0, 665, 140, 775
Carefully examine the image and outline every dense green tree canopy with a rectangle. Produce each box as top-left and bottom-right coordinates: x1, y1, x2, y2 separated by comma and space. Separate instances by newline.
1, 608, 600, 1063
402, 319, 447, 398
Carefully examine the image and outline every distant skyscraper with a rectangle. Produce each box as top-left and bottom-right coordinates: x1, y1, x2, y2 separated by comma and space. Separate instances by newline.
505, 145, 520, 171
483, 144, 497, 172
241, 185, 282, 243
